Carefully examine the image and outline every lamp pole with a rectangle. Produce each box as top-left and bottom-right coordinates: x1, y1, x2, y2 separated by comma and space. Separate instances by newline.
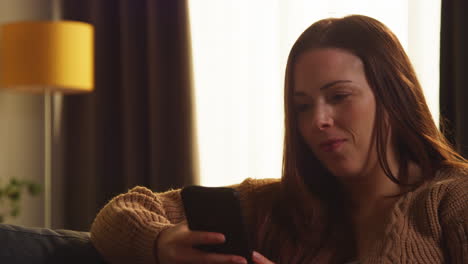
44, 0, 62, 229
44, 90, 52, 228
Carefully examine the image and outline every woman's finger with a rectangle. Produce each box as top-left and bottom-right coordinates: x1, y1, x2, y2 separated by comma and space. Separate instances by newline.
173, 222, 225, 246
186, 230, 226, 246
252, 251, 275, 264
193, 251, 248, 264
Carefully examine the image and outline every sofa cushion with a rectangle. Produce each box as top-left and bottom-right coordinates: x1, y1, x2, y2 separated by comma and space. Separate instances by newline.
0, 224, 106, 264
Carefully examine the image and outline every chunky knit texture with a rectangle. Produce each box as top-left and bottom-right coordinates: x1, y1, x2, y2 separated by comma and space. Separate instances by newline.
90, 170, 467, 264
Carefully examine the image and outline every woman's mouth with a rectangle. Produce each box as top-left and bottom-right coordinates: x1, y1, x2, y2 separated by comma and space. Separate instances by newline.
319, 139, 347, 152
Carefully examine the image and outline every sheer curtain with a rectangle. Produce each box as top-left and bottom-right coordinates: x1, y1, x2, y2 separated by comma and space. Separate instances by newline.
189, 0, 441, 186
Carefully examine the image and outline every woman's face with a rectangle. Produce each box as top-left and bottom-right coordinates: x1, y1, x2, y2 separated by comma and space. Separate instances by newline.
293, 48, 378, 179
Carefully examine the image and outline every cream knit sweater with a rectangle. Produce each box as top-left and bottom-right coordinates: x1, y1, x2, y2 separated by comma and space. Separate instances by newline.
90, 170, 467, 264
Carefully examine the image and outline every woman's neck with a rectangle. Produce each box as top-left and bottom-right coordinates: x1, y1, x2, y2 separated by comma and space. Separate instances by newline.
342, 161, 421, 220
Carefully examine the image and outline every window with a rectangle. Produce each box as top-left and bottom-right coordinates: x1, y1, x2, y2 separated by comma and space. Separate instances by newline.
189, 0, 441, 186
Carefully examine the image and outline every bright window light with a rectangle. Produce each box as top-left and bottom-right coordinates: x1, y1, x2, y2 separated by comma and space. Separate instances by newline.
189, 0, 441, 186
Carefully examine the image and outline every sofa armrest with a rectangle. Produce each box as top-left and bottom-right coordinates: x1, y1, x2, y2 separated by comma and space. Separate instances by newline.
0, 224, 106, 264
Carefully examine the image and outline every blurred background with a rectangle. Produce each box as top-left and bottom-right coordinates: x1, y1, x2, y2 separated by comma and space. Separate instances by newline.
0, 0, 465, 231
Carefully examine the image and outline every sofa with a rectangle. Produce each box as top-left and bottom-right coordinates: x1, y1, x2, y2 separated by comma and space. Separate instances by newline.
0, 223, 106, 264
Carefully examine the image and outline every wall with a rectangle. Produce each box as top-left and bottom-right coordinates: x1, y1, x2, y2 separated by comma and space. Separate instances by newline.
0, 0, 63, 228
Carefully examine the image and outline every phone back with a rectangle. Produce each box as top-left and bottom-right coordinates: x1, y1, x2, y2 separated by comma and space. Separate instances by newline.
181, 186, 253, 263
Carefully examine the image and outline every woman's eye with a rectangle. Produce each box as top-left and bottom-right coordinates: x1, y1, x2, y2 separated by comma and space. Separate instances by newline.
294, 104, 310, 113
330, 93, 350, 102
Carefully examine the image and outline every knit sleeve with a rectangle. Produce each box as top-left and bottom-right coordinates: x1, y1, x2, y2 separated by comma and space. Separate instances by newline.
439, 175, 468, 264
90, 186, 185, 264
89, 178, 279, 264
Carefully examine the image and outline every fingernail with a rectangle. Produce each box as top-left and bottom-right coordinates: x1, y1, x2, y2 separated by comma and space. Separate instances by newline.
252, 251, 260, 259
217, 234, 226, 242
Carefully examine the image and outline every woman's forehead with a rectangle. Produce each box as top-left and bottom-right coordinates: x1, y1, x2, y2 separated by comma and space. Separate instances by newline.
293, 48, 366, 92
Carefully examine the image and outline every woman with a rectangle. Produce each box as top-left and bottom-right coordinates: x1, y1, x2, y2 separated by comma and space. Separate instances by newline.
90, 15, 467, 264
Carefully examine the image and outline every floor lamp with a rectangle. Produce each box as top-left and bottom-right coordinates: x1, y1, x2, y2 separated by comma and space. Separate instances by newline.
0, 21, 94, 228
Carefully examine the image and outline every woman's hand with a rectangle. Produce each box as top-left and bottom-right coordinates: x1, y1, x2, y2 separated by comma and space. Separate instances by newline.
252, 251, 275, 264
156, 221, 248, 264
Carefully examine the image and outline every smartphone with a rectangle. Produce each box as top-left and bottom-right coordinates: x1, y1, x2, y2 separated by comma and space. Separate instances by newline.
181, 185, 253, 263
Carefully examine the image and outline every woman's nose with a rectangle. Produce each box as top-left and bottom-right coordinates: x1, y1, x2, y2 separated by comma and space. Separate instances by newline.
313, 106, 334, 130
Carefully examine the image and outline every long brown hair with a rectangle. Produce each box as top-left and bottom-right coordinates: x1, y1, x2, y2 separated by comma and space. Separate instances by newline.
253, 15, 467, 263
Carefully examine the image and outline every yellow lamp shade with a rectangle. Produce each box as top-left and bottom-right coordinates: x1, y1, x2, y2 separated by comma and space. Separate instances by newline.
0, 21, 94, 93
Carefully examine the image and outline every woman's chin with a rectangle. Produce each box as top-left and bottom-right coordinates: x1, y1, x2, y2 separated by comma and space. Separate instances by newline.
326, 166, 362, 181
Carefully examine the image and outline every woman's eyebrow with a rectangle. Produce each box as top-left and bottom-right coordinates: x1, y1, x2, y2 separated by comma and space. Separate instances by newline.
294, 80, 352, 97
293, 91, 308, 97
320, 80, 352, 90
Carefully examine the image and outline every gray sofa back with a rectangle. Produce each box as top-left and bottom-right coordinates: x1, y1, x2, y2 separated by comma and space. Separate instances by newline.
0, 224, 106, 264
